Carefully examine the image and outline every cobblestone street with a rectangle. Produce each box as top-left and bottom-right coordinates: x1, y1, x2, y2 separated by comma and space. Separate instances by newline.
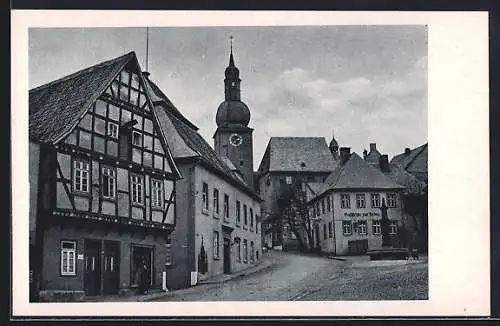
150, 250, 428, 301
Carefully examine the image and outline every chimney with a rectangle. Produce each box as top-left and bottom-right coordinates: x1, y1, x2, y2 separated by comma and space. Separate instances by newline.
379, 154, 390, 172
339, 147, 351, 165
369, 143, 377, 152
404, 147, 411, 156
363, 149, 368, 159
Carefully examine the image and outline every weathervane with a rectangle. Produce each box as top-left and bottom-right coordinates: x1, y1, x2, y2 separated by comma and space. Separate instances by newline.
229, 35, 234, 53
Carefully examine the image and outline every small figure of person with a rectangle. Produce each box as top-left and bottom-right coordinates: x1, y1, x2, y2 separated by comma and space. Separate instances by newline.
139, 260, 149, 294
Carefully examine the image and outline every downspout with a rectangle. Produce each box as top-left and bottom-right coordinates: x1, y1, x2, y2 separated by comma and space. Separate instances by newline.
187, 158, 201, 283
331, 190, 337, 256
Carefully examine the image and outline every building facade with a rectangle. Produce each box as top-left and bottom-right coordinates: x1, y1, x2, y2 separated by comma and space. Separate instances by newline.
148, 48, 262, 290
257, 136, 339, 250
307, 148, 405, 255
29, 52, 182, 301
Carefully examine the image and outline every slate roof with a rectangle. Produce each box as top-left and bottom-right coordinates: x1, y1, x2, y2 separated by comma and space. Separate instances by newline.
391, 143, 428, 183
379, 164, 427, 195
313, 152, 404, 201
147, 78, 261, 200
364, 146, 382, 165
260, 137, 338, 173
29, 52, 133, 143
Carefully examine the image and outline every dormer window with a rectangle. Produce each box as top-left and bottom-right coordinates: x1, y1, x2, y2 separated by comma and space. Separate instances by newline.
107, 122, 119, 139
132, 131, 142, 146
231, 81, 236, 87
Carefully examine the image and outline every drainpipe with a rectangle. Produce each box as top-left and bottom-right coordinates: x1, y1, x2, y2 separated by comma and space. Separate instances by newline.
331, 190, 337, 256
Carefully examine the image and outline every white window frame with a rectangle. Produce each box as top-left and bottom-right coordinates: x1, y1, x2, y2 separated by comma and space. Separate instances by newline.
151, 179, 164, 208
132, 130, 142, 146
387, 193, 397, 208
107, 121, 119, 139
250, 208, 254, 228
250, 241, 255, 263
372, 220, 381, 235
389, 221, 398, 235
342, 221, 352, 235
285, 176, 293, 185
358, 220, 367, 235
224, 194, 229, 219
371, 193, 381, 208
243, 239, 248, 263
213, 188, 219, 215
213, 231, 220, 259
236, 240, 241, 262
73, 160, 90, 193
202, 182, 209, 212
61, 241, 76, 276
102, 166, 116, 199
243, 204, 248, 225
131, 174, 144, 204
356, 193, 366, 208
236, 200, 241, 223
341, 194, 350, 209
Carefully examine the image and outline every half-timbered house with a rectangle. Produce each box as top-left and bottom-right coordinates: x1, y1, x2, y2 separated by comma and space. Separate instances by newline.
29, 52, 182, 301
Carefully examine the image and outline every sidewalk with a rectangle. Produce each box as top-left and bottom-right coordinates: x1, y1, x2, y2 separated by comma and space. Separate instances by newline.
82, 258, 277, 302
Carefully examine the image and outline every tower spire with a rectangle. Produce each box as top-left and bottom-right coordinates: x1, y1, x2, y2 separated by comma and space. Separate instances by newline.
229, 35, 235, 67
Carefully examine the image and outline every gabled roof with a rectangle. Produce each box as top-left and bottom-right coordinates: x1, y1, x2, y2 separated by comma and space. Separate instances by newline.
391, 143, 428, 169
29, 52, 134, 143
379, 164, 427, 195
313, 152, 404, 200
391, 143, 428, 183
147, 78, 261, 201
259, 137, 338, 173
364, 147, 382, 164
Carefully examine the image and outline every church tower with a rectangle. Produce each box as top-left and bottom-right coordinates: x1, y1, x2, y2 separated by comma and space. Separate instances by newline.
213, 39, 254, 190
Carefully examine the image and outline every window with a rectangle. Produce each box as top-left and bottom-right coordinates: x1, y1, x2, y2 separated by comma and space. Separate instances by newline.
250, 208, 254, 228
151, 179, 163, 208
102, 167, 116, 199
236, 239, 241, 262
356, 193, 366, 208
372, 220, 381, 235
213, 231, 220, 259
243, 239, 248, 263
131, 174, 144, 204
341, 194, 350, 209
387, 193, 397, 208
73, 160, 89, 193
250, 242, 255, 263
327, 196, 331, 212
316, 202, 320, 216
328, 222, 333, 238
61, 241, 76, 276
224, 194, 229, 219
371, 193, 381, 208
342, 221, 352, 235
323, 224, 327, 240
202, 182, 209, 212
107, 122, 119, 139
321, 200, 325, 214
285, 176, 293, 185
236, 201, 241, 223
244, 204, 248, 225
279, 177, 285, 184
358, 220, 367, 235
389, 221, 398, 235
290, 231, 297, 240
213, 188, 219, 215
132, 131, 142, 146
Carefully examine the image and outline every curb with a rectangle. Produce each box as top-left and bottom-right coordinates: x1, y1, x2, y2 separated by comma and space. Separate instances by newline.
198, 261, 276, 285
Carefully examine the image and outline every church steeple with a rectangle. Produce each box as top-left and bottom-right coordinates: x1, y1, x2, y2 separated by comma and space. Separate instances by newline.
224, 36, 241, 102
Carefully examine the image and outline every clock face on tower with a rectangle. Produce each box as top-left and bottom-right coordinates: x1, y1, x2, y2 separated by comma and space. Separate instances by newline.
229, 133, 243, 147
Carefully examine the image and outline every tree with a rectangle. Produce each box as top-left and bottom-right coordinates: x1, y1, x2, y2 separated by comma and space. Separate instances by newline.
274, 180, 318, 253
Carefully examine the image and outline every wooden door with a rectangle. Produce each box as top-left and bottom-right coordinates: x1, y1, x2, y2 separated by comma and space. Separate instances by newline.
103, 241, 120, 295
84, 239, 101, 296
223, 238, 231, 274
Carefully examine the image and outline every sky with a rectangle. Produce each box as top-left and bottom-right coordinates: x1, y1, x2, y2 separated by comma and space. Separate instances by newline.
29, 26, 427, 168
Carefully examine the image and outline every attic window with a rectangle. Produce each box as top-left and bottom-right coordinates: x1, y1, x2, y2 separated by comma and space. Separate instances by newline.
132, 131, 142, 146
239, 160, 244, 167
107, 122, 119, 139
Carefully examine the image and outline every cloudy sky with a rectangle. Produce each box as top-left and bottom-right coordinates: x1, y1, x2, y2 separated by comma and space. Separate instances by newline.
29, 26, 427, 167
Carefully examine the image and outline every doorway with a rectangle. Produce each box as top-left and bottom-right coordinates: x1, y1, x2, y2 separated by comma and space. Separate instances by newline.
84, 239, 101, 296
223, 237, 231, 274
102, 241, 120, 295
131, 245, 154, 289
